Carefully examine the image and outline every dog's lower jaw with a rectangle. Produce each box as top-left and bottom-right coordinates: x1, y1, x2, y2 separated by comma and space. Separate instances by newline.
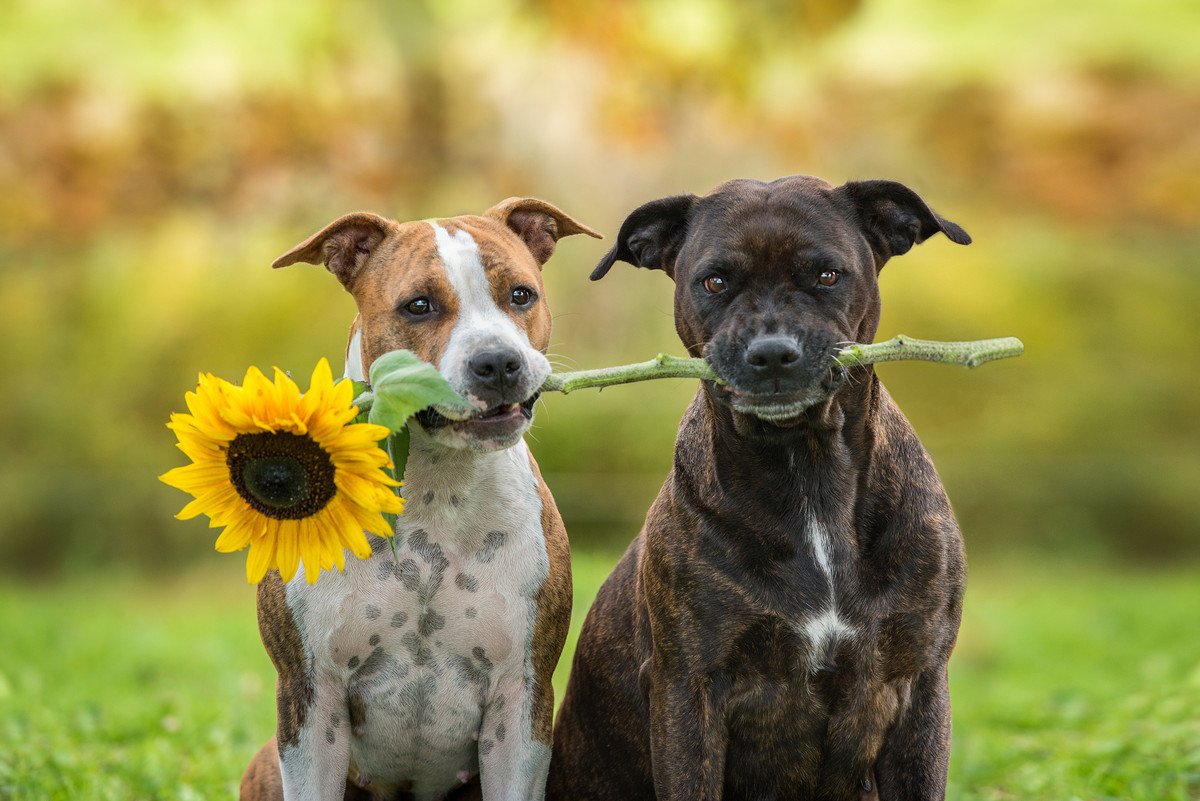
729, 394, 824, 424
412, 415, 531, 453
708, 360, 853, 431
415, 394, 539, 453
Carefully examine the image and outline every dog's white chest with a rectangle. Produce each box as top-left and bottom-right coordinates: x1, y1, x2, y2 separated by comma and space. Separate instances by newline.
286, 442, 548, 797
795, 518, 854, 669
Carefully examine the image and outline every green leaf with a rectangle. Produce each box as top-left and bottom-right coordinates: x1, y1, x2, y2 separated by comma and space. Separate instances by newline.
367, 349, 469, 432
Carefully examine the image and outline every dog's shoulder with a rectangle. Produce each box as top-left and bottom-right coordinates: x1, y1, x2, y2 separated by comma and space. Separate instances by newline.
256, 569, 306, 673
870, 387, 953, 513
525, 450, 572, 741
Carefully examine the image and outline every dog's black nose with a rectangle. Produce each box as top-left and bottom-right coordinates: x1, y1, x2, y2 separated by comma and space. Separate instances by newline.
745, 337, 802, 376
469, 348, 523, 388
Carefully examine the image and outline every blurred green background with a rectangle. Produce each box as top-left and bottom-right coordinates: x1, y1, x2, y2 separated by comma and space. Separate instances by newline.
0, 0, 1197, 799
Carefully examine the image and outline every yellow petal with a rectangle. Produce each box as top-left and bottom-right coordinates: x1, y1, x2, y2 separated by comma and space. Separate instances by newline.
276, 522, 300, 583
214, 518, 254, 553
313, 514, 346, 572
377, 489, 405, 515
327, 498, 373, 556
300, 519, 322, 584
159, 463, 230, 494
246, 526, 277, 584
334, 471, 383, 511
346, 498, 394, 539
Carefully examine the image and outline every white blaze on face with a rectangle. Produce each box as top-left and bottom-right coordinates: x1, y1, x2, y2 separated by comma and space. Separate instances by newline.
428, 222, 550, 407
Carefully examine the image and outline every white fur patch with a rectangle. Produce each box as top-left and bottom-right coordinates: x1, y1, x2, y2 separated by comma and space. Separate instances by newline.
344, 327, 365, 381
801, 609, 854, 669
428, 222, 549, 405
799, 519, 854, 669
808, 519, 834, 581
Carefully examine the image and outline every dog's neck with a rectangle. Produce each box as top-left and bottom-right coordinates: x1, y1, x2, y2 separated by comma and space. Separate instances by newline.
679, 370, 882, 525
403, 424, 526, 492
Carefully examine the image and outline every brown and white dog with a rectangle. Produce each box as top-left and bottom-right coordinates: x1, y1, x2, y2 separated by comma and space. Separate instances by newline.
239, 198, 599, 801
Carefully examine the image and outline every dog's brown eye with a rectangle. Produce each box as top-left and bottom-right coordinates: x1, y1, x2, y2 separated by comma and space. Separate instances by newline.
703, 275, 727, 294
404, 297, 433, 316
510, 286, 536, 307
817, 269, 839, 287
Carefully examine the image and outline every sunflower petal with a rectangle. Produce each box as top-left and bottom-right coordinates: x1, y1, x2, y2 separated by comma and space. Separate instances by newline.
214, 519, 254, 553
299, 519, 322, 584
246, 533, 277, 584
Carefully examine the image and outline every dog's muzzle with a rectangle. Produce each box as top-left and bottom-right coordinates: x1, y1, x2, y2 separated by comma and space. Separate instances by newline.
415, 392, 540, 430
709, 334, 849, 423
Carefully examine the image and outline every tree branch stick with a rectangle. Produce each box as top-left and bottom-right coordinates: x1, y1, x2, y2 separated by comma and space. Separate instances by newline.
541, 335, 1023, 394
352, 335, 1023, 409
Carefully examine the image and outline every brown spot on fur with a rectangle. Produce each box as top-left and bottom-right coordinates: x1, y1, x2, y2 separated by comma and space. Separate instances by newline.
256, 571, 313, 751
349, 693, 368, 736
527, 453, 572, 745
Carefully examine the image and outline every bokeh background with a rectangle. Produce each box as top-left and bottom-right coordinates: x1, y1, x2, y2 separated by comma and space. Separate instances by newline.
1, 1, 1197, 799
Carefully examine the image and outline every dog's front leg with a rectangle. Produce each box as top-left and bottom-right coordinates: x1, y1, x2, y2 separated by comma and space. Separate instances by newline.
275, 674, 351, 801
646, 662, 729, 801
477, 673, 552, 801
873, 666, 951, 801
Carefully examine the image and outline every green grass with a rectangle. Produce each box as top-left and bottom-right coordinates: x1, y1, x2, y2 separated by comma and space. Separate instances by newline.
1, 554, 1197, 800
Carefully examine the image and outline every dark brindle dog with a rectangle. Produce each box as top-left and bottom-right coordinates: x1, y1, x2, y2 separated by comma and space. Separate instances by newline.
548, 175, 972, 801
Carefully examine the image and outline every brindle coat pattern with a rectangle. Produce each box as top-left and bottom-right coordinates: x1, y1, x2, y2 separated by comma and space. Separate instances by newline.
549, 176, 970, 801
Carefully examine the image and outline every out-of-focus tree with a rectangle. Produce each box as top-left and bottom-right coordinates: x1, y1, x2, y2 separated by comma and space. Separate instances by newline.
1, 0, 1197, 573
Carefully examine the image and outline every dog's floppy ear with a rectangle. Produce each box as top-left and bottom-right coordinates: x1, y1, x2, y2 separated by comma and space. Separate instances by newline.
841, 180, 971, 268
485, 197, 601, 267
590, 194, 698, 281
271, 212, 392, 288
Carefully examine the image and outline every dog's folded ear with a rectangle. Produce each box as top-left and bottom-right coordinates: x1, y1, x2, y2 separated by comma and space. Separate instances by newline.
590, 194, 697, 281
271, 212, 393, 289
485, 197, 601, 267
841, 180, 971, 268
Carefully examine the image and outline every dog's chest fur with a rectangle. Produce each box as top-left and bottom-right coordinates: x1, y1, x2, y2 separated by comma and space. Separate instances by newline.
285, 438, 549, 797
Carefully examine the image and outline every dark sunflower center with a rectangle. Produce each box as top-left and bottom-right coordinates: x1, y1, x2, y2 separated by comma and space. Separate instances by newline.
243, 458, 308, 509
227, 432, 337, 520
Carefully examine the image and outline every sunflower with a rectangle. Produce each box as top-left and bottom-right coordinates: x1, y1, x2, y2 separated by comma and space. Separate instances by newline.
159, 358, 403, 584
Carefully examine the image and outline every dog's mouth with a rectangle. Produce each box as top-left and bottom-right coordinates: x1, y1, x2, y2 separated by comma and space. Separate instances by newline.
722, 387, 826, 423
711, 364, 848, 425
415, 393, 539, 431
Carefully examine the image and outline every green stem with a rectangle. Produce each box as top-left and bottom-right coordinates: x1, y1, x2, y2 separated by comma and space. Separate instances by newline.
831, 334, 1025, 370
540, 353, 714, 394
351, 335, 1023, 409
382, 427, 408, 554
